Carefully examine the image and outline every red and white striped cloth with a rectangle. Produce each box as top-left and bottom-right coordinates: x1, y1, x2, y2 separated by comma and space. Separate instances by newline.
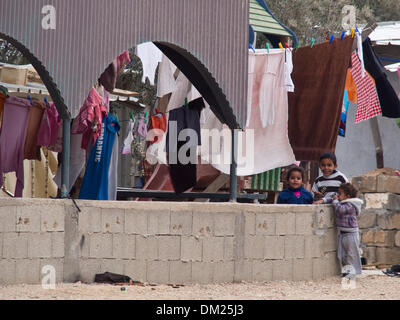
350, 51, 382, 123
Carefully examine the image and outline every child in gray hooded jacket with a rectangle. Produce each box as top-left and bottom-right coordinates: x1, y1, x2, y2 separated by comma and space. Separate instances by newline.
325, 183, 363, 278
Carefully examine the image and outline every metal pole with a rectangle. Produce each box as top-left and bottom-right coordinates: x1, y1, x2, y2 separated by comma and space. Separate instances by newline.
61, 118, 71, 198
229, 128, 238, 202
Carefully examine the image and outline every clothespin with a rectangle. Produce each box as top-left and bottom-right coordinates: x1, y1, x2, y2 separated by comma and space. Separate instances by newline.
284, 43, 292, 52
310, 38, 315, 48
351, 28, 355, 38
129, 111, 134, 122
249, 44, 256, 53
341, 31, 346, 40
44, 97, 50, 108
295, 43, 299, 53
278, 42, 284, 50
185, 97, 189, 109
329, 35, 335, 44
355, 27, 361, 35
27, 95, 33, 106
266, 43, 270, 54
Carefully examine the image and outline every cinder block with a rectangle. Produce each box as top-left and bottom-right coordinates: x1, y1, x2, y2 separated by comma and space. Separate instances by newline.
376, 247, 400, 264
40, 206, 65, 232
361, 230, 396, 247
101, 259, 124, 275
170, 211, 192, 236
147, 261, 170, 284
193, 212, 214, 237
312, 257, 327, 280
0, 206, 16, 232
15, 259, 40, 284
158, 236, 181, 261
78, 207, 102, 233
244, 235, 264, 259
255, 213, 275, 236
40, 259, 64, 284
295, 212, 314, 235
16, 207, 41, 232
52, 232, 65, 258
135, 235, 158, 260
79, 259, 101, 283
203, 237, 224, 262
323, 228, 338, 252
124, 260, 147, 283
0, 259, 16, 285
293, 259, 313, 281
386, 194, 400, 211
264, 236, 284, 260
224, 237, 234, 261
253, 260, 273, 282
377, 212, 400, 230
148, 210, 171, 235
125, 210, 148, 235
234, 260, 253, 282
3, 232, 28, 259
325, 252, 341, 276
395, 231, 400, 247
102, 208, 125, 234
275, 213, 295, 235
0, 234, 2, 258
284, 235, 305, 259
244, 212, 256, 235
352, 175, 377, 193
89, 233, 113, 258
359, 212, 377, 229
170, 261, 192, 284
272, 259, 293, 281
213, 262, 234, 283
365, 193, 389, 209
113, 234, 136, 259
378, 176, 400, 194
192, 262, 213, 284
181, 236, 202, 262
28, 233, 52, 258
214, 213, 236, 236
304, 235, 324, 258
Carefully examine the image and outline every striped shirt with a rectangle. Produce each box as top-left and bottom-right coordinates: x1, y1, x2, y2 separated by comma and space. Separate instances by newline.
311, 170, 349, 201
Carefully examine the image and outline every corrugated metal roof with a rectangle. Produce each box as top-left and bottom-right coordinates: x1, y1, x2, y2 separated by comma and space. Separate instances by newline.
249, 0, 291, 36
0, 0, 249, 128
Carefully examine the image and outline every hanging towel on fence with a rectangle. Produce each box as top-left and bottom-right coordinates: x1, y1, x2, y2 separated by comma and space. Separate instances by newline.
287, 36, 354, 161
362, 38, 400, 118
349, 51, 382, 123
0, 97, 31, 197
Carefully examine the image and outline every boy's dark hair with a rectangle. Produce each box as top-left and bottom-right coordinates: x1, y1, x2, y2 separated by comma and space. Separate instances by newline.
319, 152, 337, 165
286, 166, 305, 181
339, 183, 358, 198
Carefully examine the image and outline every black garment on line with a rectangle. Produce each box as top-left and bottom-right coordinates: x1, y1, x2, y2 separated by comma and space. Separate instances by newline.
166, 101, 202, 194
362, 38, 400, 118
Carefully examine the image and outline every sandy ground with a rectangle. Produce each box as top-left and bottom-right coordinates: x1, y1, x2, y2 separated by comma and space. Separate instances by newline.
0, 271, 399, 300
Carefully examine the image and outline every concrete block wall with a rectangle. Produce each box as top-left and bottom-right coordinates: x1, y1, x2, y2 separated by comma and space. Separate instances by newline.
1, 198, 340, 285
352, 173, 400, 265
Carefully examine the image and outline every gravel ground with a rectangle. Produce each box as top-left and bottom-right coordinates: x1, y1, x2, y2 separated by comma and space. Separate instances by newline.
0, 271, 399, 300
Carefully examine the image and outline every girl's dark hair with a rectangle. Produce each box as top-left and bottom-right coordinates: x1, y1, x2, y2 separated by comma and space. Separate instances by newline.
286, 166, 305, 181
319, 152, 337, 165
339, 183, 358, 198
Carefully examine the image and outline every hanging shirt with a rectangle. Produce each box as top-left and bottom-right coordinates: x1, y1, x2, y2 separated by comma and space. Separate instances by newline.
108, 135, 119, 201
79, 114, 120, 200
136, 42, 163, 86
0, 96, 31, 197
0, 92, 6, 123
149, 113, 167, 144
349, 51, 382, 124
24, 101, 46, 161
157, 54, 177, 98
285, 49, 295, 93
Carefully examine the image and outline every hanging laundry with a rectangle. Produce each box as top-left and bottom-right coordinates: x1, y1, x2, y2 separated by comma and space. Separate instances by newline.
362, 38, 400, 118
345, 70, 358, 104
99, 60, 118, 93
0, 92, 6, 122
287, 36, 354, 161
79, 114, 121, 200
349, 51, 382, 124
285, 49, 295, 93
136, 42, 163, 86
108, 135, 119, 201
166, 105, 201, 194
167, 71, 192, 111
122, 119, 135, 155
136, 114, 148, 139
202, 50, 295, 176
53, 133, 86, 193
117, 50, 131, 74
37, 102, 61, 147
157, 54, 178, 98
72, 87, 108, 150
24, 101, 46, 161
356, 32, 365, 78
0, 97, 31, 197
149, 112, 167, 144
339, 90, 350, 137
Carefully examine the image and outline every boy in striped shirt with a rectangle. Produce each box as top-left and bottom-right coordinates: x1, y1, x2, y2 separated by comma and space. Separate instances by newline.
312, 152, 349, 204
